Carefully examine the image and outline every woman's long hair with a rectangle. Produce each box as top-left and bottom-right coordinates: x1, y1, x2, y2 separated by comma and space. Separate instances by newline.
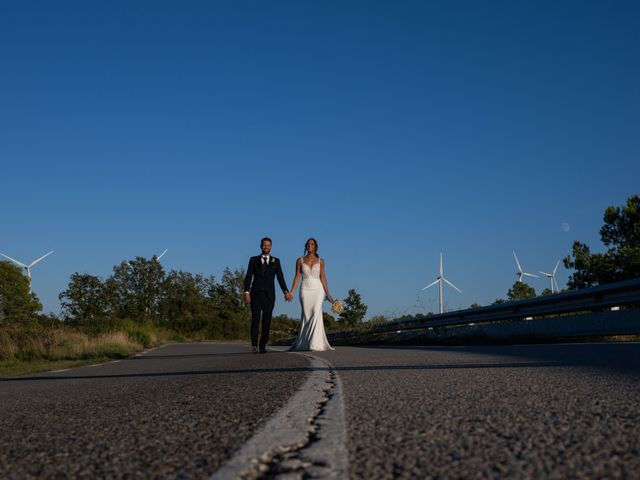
304, 238, 319, 258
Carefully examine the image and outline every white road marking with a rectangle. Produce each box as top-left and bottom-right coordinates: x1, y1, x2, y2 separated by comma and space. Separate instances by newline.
211, 353, 348, 479
50, 369, 70, 373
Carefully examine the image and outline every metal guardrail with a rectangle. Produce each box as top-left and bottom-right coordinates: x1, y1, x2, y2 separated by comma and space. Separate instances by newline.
334, 277, 640, 337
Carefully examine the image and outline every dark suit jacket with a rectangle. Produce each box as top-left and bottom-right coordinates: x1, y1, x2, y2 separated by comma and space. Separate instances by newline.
244, 256, 289, 301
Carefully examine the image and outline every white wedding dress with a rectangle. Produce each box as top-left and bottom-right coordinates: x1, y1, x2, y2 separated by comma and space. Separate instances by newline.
289, 259, 334, 351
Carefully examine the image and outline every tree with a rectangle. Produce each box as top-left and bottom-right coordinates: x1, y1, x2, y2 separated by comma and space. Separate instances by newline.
339, 289, 368, 327
271, 314, 299, 338
59, 273, 112, 323
208, 267, 250, 339
323, 312, 340, 332
564, 194, 640, 289
368, 315, 388, 325
507, 282, 536, 301
469, 303, 482, 309
159, 271, 214, 333
110, 257, 166, 322
0, 261, 42, 323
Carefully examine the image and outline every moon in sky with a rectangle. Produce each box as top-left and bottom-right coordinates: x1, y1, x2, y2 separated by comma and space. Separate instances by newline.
561, 222, 571, 233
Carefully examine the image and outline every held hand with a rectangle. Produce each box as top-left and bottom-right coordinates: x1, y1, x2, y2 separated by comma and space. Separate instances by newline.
244, 292, 251, 304
285, 292, 294, 302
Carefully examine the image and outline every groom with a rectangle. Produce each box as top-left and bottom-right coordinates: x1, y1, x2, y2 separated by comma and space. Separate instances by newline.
244, 237, 291, 353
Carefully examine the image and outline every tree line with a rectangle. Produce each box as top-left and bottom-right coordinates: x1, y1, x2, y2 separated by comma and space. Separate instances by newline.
0, 255, 370, 338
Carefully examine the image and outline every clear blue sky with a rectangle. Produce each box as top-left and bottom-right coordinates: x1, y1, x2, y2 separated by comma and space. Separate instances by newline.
1, 1, 639, 318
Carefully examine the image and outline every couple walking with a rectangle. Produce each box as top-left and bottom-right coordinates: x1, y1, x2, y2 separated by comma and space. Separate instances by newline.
243, 237, 334, 353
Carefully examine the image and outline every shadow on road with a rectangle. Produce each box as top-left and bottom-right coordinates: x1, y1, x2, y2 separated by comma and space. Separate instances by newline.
346, 342, 640, 376
4, 343, 638, 382
128, 352, 252, 360
0, 359, 569, 383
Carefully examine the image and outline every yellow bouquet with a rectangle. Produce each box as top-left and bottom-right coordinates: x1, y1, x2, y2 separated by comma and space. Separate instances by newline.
331, 299, 344, 315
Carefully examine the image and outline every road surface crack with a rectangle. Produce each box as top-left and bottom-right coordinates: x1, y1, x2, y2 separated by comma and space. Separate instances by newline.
250, 369, 338, 479
211, 354, 348, 480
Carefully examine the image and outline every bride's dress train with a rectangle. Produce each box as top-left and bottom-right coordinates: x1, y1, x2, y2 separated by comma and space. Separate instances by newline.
289, 260, 334, 351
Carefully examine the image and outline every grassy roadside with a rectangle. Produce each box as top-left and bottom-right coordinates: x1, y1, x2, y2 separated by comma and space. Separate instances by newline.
1, 318, 293, 377
0, 322, 180, 377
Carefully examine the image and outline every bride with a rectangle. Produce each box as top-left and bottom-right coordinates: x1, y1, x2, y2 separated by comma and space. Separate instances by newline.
287, 238, 335, 351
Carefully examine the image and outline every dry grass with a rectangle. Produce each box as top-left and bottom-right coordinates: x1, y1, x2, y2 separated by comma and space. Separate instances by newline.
0, 322, 188, 376
0, 326, 142, 364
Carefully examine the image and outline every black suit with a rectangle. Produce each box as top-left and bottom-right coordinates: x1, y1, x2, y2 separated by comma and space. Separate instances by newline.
244, 255, 289, 349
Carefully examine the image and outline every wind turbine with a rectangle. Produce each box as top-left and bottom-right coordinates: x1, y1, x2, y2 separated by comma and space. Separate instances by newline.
126, 249, 168, 266
422, 253, 462, 314
0, 250, 54, 293
513, 251, 538, 283
540, 260, 560, 293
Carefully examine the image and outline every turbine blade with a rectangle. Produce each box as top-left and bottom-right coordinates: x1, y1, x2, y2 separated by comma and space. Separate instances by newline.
157, 249, 168, 260
422, 279, 440, 290
523, 272, 539, 278
0, 253, 28, 268
29, 250, 54, 267
539, 271, 552, 276
440, 253, 443, 276
443, 278, 463, 294
513, 251, 523, 272
553, 260, 560, 274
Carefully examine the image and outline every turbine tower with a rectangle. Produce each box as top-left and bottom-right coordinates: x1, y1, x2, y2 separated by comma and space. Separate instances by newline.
422, 253, 462, 314
540, 260, 560, 293
513, 251, 538, 283
0, 250, 54, 293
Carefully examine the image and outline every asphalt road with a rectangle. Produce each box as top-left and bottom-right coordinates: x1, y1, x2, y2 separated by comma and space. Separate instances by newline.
2, 342, 639, 479
0, 343, 310, 478
314, 343, 640, 479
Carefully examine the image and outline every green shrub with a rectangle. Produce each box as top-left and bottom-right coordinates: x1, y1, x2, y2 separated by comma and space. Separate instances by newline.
120, 320, 155, 348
